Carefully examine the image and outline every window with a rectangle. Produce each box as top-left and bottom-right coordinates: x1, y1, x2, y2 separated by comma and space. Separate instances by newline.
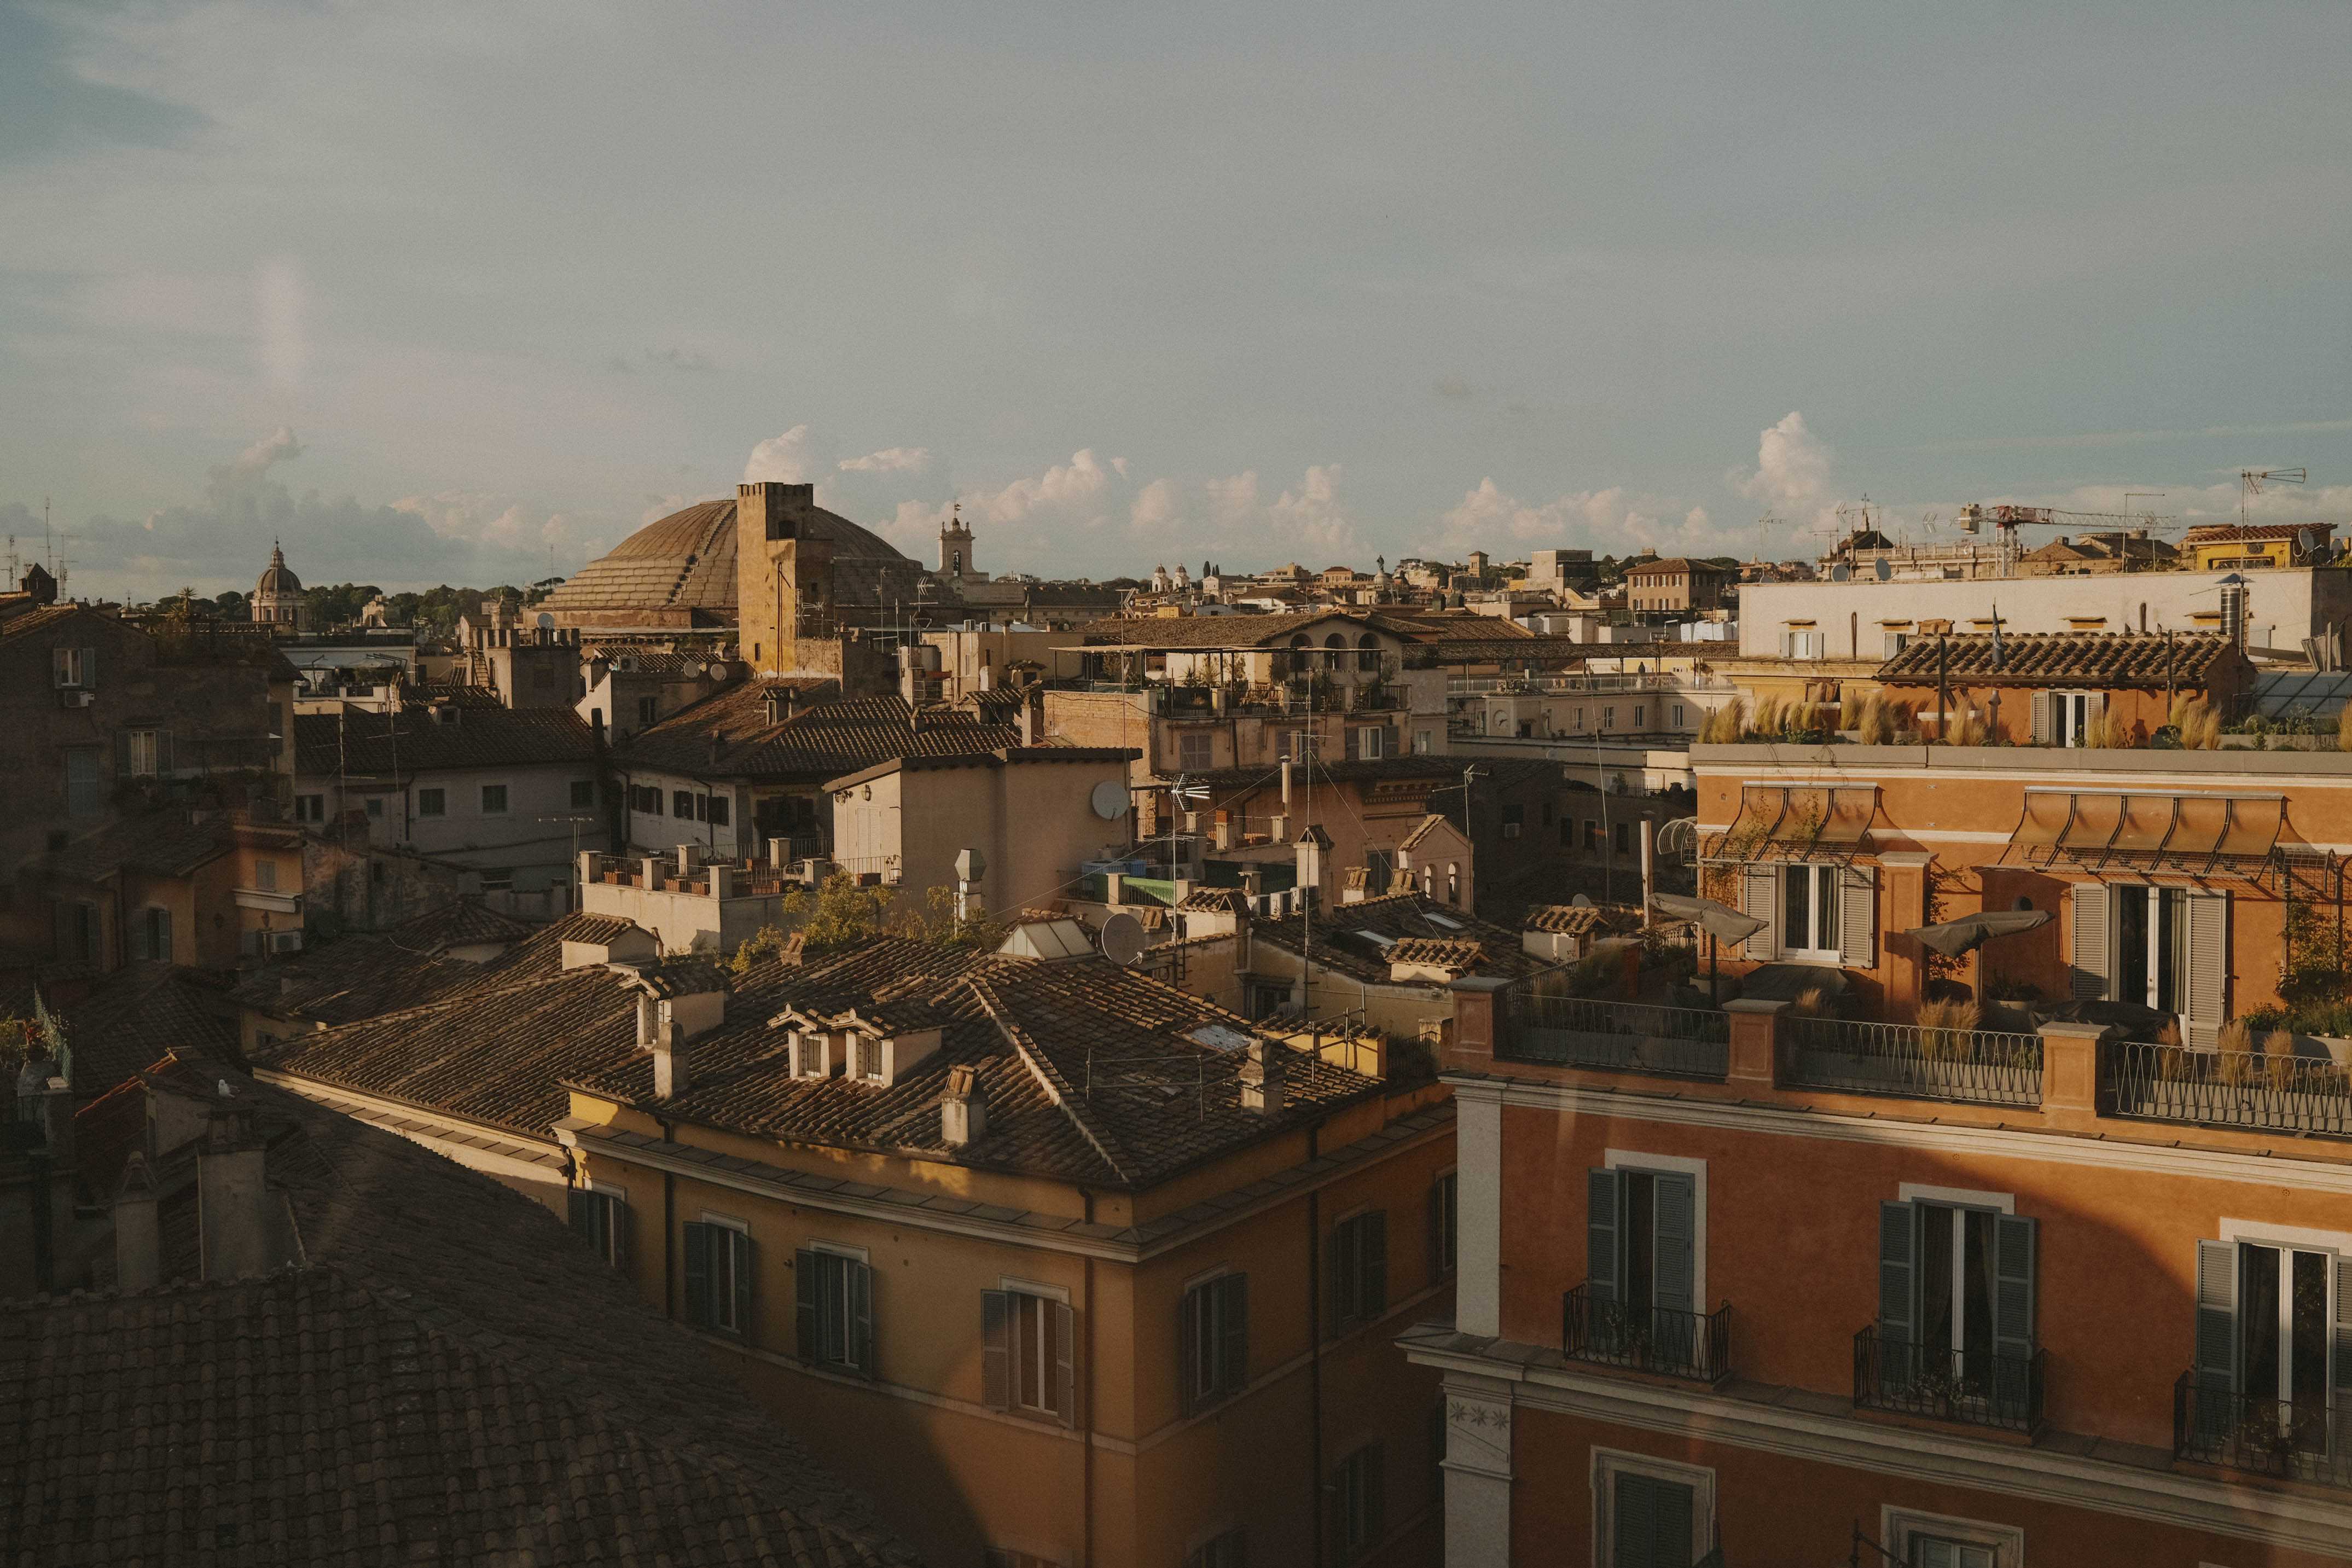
1633, 704, 1646, 728
683, 1219, 753, 1337
52, 645, 95, 688
637, 695, 657, 728
1445, 863, 1459, 905
53, 899, 100, 963
1586, 1166, 1701, 1368
1430, 1171, 1457, 1279
480, 784, 509, 815
1884, 630, 1912, 658
1331, 1443, 1384, 1562
1323, 632, 1346, 669
1605, 1468, 1696, 1568
1179, 730, 1213, 771
2042, 689, 2098, 747
1671, 704, 1685, 728
65, 748, 101, 817
1414, 729, 1432, 754
1781, 629, 1823, 658
855, 1036, 882, 1082
1356, 632, 1380, 672
983, 1287, 1075, 1424
1357, 726, 1385, 759
570, 780, 595, 809
1186, 1528, 1245, 1568
2191, 1235, 2345, 1462
118, 729, 170, 777
1601, 705, 1616, 729
694, 793, 708, 822
1613, 821, 1632, 855
1500, 804, 1523, 840
295, 794, 324, 823
129, 906, 172, 963
708, 794, 729, 827
363, 797, 383, 820
255, 860, 277, 892
1781, 864, 1841, 959
1366, 849, 1393, 893
1877, 1199, 2036, 1419
416, 787, 446, 818
1583, 820, 1601, 854
673, 789, 694, 818
567, 1188, 628, 1267
1883, 1509, 2022, 1568
2113, 884, 2186, 1013
1180, 1272, 1249, 1413
795, 1246, 874, 1374
1329, 1210, 1389, 1332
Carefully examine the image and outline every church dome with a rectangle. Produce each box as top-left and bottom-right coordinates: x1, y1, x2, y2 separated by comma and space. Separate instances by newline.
538, 496, 922, 629
255, 542, 302, 597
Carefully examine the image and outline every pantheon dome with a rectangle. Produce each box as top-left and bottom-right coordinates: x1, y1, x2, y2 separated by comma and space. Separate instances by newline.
538, 497, 927, 630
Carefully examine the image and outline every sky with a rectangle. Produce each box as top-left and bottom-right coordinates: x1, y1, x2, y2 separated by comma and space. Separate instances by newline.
3, 0, 2349, 602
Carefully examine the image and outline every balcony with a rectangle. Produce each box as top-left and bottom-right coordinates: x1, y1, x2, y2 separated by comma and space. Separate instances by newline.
1505, 995, 1729, 1081
1564, 1285, 1731, 1384
1852, 1326, 2042, 1435
1782, 1015, 2042, 1108
2174, 1373, 2352, 1489
2110, 1041, 2352, 1140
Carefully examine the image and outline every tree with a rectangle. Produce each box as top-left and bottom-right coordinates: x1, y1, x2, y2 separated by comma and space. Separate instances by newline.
730, 874, 1006, 972
208, 590, 249, 620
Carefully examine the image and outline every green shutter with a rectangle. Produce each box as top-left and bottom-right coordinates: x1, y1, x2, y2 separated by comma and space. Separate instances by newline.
1588, 1168, 1622, 1309
1178, 1284, 1201, 1415
847, 1257, 873, 1375
1329, 1221, 1357, 1328
567, 1189, 593, 1241
730, 1230, 755, 1343
1878, 1201, 1918, 1391
1651, 1174, 1696, 1316
796, 1247, 820, 1362
2070, 884, 2110, 1000
1611, 1473, 1694, 1568
2194, 1239, 2237, 1397
1991, 1213, 2037, 1423
982, 1289, 1011, 1409
1221, 1273, 1248, 1396
608, 1198, 630, 1273
683, 1221, 711, 1326
154, 909, 171, 963
1361, 1212, 1387, 1320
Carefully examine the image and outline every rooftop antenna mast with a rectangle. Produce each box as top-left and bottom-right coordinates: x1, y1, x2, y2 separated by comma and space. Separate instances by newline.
2240, 468, 2305, 527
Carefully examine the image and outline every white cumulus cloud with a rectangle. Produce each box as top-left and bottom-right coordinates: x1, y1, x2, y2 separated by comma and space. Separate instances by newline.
838, 446, 930, 474
233, 425, 303, 475
1732, 410, 1833, 513
744, 424, 827, 484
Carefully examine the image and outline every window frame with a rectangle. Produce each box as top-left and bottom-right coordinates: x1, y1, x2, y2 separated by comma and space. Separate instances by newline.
1591, 1447, 1716, 1568
479, 782, 510, 816
569, 779, 595, 809
672, 788, 695, 819
1180, 1269, 1250, 1414
416, 787, 446, 818
685, 1215, 753, 1337
1879, 1506, 2022, 1568
1430, 1169, 1459, 1280
1780, 862, 1844, 962
1329, 1207, 1390, 1334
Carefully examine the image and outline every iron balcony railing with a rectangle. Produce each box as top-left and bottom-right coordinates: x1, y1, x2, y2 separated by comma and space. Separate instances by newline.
1852, 1326, 2043, 1435
1784, 1015, 2042, 1108
1563, 1285, 1731, 1384
1505, 994, 1729, 1081
2174, 1373, 2352, 1488
2110, 1042, 2352, 1140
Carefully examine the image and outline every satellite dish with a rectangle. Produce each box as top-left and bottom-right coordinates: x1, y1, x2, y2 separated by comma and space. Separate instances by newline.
537, 612, 554, 629
1571, 893, 1594, 908
1099, 912, 1146, 966
1090, 781, 1130, 820
1874, 559, 1891, 582
682, 660, 705, 679
1831, 565, 1851, 582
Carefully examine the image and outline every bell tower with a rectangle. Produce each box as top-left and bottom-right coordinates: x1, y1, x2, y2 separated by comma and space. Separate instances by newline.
938, 502, 974, 582
736, 481, 832, 676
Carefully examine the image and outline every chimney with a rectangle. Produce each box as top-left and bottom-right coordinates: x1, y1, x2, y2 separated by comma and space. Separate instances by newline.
1018, 687, 1045, 746
942, 1062, 989, 1146
1238, 1037, 1287, 1113
198, 1108, 274, 1282
113, 1152, 161, 1292
652, 1014, 686, 1099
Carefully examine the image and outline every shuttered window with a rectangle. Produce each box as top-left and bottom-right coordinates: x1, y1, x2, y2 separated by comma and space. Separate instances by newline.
116, 729, 171, 778
1738, 868, 1778, 961
1909, 1538, 1996, 1568
1331, 1443, 1385, 1563
1587, 1167, 1699, 1363
567, 1188, 629, 1269
129, 906, 172, 963
1608, 1471, 1695, 1568
983, 1288, 1076, 1425
1878, 1200, 2037, 1420
682, 1220, 753, 1338
1428, 1171, 1458, 1280
2069, 883, 2109, 999
795, 1247, 874, 1374
1329, 1211, 1389, 1333
1178, 1272, 1249, 1414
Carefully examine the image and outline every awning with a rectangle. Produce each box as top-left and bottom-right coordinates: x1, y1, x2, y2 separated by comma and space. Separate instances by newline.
1704, 783, 1880, 864
2002, 790, 2286, 879
1904, 909, 2052, 957
1650, 892, 1767, 946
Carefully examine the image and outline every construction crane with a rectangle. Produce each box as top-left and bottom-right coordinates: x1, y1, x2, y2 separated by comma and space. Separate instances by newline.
2240, 467, 2306, 526
1953, 501, 2178, 576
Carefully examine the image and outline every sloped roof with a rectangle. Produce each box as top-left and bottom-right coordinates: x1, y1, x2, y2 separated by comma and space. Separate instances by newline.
1875, 631, 2239, 688
1522, 902, 1641, 938
36, 811, 232, 885
1, 1064, 920, 1567
1073, 611, 1377, 648
1251, 892, 1548, 986
1383, 937, 1486, 969
622, 688, 1021, 781
2182, 522, 2332, 544
227, 934, 482, 1027
294, 706, 599, 776
535, 496, 918, 622
54, 963, 239, 1097
383, 897, 536, 953
1623, 557, 1733, 578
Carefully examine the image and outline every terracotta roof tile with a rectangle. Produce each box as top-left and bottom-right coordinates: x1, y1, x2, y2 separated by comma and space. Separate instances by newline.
1521, 902, 1641, 937
294, 706, 599, 775
621, 688, 1019, 781
1251, 892, 1550, 985
1875, 631, 2239, 687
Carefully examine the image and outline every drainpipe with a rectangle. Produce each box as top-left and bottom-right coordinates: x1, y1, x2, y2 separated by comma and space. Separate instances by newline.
658, 1113, 676, 1319
1083, 1190, 1097, 1567
1307, 1118, 1325, 1567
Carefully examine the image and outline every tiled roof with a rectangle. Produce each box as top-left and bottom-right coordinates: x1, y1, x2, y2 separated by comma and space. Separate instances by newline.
1623, 557, 1732, 578
54, 963, 239, 1096
571, 942, 1386, 1190
2182, 522, 2331, 544
294, 706, 599, 776
1186, 753, 1558, 794
622, 687, 1021, 781
227, 934, 482, 1027
1398, 813, 1454, 851
1251, 892, 1549, 985
1383, 937, 1486, 969
0, 603, 96, 641
1, 1065, 920, 1567
398, 679, 506, 708
382, 896, 536, 953
1875, 631, 2239, 687
1174, 887, 1248, 913
1522, 902, 1641, 937
472, 910, 651, 983
37, 811, 232, 885
1073, 611, 1371, 648
822, 745, 1132, 792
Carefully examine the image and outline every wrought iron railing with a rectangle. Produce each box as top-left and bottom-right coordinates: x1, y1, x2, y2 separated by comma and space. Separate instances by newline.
1505, 994, 1729, 1080
2174, 1373, 2352, 1488
1563, 1285, 1731, 1384
1852, 1327, 2042, 1434
2110, 1042, 2352, 1140
1784, 1015, 2042, 1107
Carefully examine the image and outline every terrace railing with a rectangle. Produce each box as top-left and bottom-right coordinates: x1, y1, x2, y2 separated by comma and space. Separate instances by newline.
2109, 1041, 2352, 1140
1505, 994, 1729, 1081
1564, 1285, 1731, 1384
1854, 1327, 2042, 1435
1783, 1015, 2042, 1108
2175, 1373, 2352, 1489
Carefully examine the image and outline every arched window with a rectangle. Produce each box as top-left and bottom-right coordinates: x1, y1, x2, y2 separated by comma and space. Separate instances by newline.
1323, 632, 1345, 671
1356, 632, 1380, 672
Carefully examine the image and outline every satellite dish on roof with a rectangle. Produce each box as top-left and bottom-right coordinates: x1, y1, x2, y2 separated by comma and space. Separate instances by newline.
683, 659, 705, 678
537, 612, 554, 629
1874, 559, 1891, 582
1571, 893, 1594, 908
1099, 911, 1146, 966
1090, 781, 1130, 820
1831, 565, 1851, 582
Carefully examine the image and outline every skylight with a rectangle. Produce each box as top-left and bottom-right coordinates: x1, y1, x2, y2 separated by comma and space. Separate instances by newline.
1355, 930, 1397, 949
1425, 914, 1464, 931
1187, 1024, 1256, 1053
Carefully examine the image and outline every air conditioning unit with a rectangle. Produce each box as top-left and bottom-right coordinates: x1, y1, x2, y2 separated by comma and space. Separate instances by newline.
268, 931, 304, 954
58, 689, 94, 709
613, 655, 636, 673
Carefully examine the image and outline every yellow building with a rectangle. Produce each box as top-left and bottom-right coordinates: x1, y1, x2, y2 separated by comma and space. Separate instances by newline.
2180, 520, 2332, 571
559, 930, 1456, 1568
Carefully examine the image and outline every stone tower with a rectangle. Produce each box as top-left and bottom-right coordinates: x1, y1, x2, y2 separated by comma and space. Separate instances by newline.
938, 503, 975, 582
735, 482, 832, 676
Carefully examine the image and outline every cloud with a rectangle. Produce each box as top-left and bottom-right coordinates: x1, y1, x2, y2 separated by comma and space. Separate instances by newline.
1443, 477, 1739, 556
978, 449, 1119, 526
838, 446, 930, 474
1125, 463, 1359, 557
233, 425, 303, 475
743, 424, 826, 485
1732, 411, 1832, 513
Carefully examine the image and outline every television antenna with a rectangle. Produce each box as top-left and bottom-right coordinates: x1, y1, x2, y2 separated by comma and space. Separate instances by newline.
2240, 468, 2305, 527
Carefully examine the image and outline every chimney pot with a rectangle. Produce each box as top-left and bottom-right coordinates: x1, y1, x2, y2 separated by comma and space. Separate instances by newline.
1238, 1037, 1287, 1113
942, 1063, 988, 1146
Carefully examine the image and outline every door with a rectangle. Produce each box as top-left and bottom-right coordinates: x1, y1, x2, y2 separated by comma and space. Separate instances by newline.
2239, 1242, 2336, 1457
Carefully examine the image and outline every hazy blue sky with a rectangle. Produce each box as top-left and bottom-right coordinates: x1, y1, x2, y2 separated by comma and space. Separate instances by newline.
4, 0, 2349, 600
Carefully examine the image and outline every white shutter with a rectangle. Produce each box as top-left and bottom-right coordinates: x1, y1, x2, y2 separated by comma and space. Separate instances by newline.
1838, 866, 1877, 968
2070, 884, 2110, 1000
1740, 867, 1779, 960
2030, 691, 2051, 745
2185, 891, 2230, 1047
